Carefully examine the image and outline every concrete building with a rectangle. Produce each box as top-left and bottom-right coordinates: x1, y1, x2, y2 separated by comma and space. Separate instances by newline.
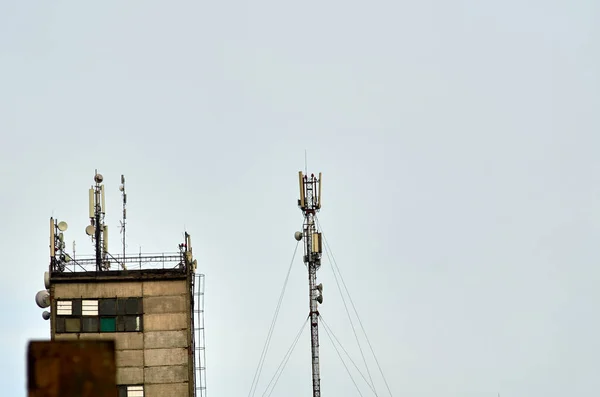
37, 173, 205, 397
49, 267, 200, 397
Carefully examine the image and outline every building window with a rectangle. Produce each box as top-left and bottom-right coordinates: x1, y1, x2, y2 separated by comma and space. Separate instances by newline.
118, 385, 144, 397
100, 316, 117, 332
82, 300, 99, 316
56, 301, 72, 315
55, 298, 143, 334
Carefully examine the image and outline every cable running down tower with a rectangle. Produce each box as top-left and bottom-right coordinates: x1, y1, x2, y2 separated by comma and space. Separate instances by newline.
296, 171, 324, 397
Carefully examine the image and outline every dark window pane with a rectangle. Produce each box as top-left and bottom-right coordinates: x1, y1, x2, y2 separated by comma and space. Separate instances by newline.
55, 317, 65, 333
99, 299, 117, 316
125, 298, 142, 315
82, 317, 99, 333
72, 299, 82, 316
116, 316, 126, 332
117, 386, 127, 397
65, 318, 81, 333
124, 315, 143, 332
100, 317, 116, 332
116, 298, 127, 315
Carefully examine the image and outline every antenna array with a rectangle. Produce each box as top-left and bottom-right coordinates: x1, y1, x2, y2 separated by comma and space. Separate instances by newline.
87, 170, 108, 271
119, 174, 127, 269
296, 171, 324, 397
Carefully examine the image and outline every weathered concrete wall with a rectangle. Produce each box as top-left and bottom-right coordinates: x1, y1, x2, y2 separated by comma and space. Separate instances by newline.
117, 367, 144, 384
116, 350, 144, 367
145, 383, 189, 397
142, 279, 191, 396
51, 278, 193, 397
144, 365, 188, 383
53, 282, 143, 298
143, 280, 187, 296
145, 348, 187, 366
144, 295, 187, 314
145, 313, 188, 331
144, 330, 188, 349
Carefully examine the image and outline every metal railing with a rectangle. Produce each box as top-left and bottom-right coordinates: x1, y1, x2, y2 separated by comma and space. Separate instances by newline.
51, 252, 185, 273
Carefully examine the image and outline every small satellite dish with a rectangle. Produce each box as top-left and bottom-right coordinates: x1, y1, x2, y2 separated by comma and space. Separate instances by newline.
294, 231, 303, 241
316, 295, 323, 304
119, 184, 124, 192
94, 173, 103, 183
35, 290, 50, 308
42, 311, 51, 320
44, 271, 51, 289
57, 221, 68, 232
85, 225, 95, 236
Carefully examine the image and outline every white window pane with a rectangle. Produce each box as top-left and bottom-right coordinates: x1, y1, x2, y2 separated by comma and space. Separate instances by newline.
82, 300, 98, 316
57, 301, 72, 316
127, 385, 144, 397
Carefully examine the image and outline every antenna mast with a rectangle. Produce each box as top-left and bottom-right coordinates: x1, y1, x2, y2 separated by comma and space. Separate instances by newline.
119, 175, 127, 262
297, 171, 324, 397
88, 170, 107, 271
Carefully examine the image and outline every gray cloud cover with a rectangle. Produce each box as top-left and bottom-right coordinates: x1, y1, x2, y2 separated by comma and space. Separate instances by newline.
0, 1, 598, 396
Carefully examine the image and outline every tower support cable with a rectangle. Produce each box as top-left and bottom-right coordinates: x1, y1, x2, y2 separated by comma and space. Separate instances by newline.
317, 217, 394, 397
262, 316, 310, 397
320, 315, 365, 397
320, 315, 377, 395
248, 241, 300, 397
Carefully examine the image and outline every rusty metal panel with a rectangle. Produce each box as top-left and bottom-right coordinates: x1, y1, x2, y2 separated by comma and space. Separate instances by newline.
28, 340, 117, 397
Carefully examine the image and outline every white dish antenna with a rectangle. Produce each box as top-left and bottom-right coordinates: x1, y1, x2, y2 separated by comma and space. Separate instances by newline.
42, 311, 51, 320
85, 225, 95, 236
94, 173, 103, 183
44, 271, 50, 289
295, 231, 303, 241
35, 290, 50, 308
57, 221, 68, 232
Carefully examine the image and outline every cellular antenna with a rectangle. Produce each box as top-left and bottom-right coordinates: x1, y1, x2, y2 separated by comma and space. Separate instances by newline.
119, 174, 127, 269
296, 171, 323, 397
89, 170, 108, 271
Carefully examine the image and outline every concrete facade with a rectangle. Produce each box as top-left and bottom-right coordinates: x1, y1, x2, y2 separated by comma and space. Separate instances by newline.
52, 275, 193, 397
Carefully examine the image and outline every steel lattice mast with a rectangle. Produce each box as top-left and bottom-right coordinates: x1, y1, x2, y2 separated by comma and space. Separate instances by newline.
297, 171, 324, 397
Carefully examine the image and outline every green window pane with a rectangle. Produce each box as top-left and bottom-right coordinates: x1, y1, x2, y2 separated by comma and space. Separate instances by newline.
100, 317, 116, 332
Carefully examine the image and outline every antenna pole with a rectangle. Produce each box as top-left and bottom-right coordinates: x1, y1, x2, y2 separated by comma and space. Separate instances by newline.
298, 171, 323, 397
91, 170, 105, 271
120, 175, 127, 261
94, 181, 102, 271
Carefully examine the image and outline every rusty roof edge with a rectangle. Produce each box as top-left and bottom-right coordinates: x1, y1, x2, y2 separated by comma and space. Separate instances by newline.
49, 268, 188, 283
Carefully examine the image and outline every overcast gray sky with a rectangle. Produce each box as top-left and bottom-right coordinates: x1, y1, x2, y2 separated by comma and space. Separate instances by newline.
1, 1, 599, 396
